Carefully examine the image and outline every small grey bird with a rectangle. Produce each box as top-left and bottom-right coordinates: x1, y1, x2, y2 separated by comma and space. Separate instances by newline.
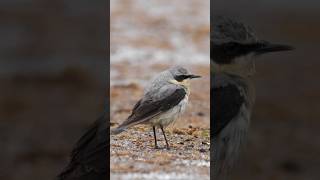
111, 66, 201, 149
211, 16, 293, 179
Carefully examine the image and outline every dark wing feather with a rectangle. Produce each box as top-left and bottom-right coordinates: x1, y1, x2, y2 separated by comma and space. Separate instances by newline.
58, 111, 108, 180
212, 83, 244, 137
118, 87, 186, 129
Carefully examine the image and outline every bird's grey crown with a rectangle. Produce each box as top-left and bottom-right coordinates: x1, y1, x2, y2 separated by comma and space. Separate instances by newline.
169, 66, 194, 82
211, 16, 258, 45
169, 66, 190, 76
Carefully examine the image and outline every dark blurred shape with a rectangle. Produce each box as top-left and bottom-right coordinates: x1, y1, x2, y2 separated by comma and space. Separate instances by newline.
11, 67, 94, 88
0, 0, 107, 180
1, 97, 27, 118
58, 112, 108, 180
279, 159, 302, 174
197, 112, 205, 117
213, 0, 320, 180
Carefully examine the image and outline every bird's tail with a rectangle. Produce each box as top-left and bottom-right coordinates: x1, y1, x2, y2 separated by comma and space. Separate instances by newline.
111, 116, 140, 135
110, 126, 126, 135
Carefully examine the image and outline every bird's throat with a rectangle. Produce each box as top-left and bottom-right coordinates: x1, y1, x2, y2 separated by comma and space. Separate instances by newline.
211, 61, 256, 77
168, 79, 190, 94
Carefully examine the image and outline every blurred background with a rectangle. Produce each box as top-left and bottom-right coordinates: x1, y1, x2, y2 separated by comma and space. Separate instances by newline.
0, 0, 107, 180
214, 0, 320, 179
110, 0, 210, 179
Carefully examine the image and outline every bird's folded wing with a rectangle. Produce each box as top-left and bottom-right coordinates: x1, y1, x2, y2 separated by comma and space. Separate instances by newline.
212, 82, 244, 137
118, 85, 186, 129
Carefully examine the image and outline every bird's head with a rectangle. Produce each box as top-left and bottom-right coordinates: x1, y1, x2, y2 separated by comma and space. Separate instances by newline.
168, 66, 201, 87
211, 16, 294, 77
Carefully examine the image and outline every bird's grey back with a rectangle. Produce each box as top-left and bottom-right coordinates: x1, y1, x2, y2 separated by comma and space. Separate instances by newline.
211, 16, 258, 45
144, 70, 173, 95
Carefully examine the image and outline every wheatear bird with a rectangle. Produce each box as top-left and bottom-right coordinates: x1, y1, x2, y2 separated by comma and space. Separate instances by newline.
111, 66, 201, 149
211, 16, 293, 179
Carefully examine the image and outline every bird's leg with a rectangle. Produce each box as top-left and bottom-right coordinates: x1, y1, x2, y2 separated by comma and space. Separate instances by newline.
153, 126, 159, 149
160, 125, 170, 150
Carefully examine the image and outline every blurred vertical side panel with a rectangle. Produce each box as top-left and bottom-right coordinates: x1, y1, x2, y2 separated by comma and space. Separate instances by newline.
0, 0, 109, 180
212, 0, 320, 180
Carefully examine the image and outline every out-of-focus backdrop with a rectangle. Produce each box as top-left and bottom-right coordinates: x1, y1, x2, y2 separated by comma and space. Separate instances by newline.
214, 0, 320, 180
0, 1, 107, 180
110, 0, 210, 179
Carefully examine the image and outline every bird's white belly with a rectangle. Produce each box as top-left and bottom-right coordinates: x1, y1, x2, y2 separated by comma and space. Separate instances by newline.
150, 96, 189, 127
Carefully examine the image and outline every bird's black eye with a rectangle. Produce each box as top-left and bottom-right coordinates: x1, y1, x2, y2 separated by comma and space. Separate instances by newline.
174, 75, 187, 82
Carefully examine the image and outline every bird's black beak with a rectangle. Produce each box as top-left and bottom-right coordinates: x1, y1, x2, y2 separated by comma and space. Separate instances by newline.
254, 41, 294, 55
188, 74, 201, 79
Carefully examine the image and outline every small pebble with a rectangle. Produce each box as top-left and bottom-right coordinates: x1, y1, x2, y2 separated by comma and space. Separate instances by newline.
199, 148, 206, 153
197, 112, 205, 116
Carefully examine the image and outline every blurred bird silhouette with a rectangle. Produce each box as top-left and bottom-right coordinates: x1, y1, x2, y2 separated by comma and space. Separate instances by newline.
211, 15, 293, 179
57, 106, 108, 180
